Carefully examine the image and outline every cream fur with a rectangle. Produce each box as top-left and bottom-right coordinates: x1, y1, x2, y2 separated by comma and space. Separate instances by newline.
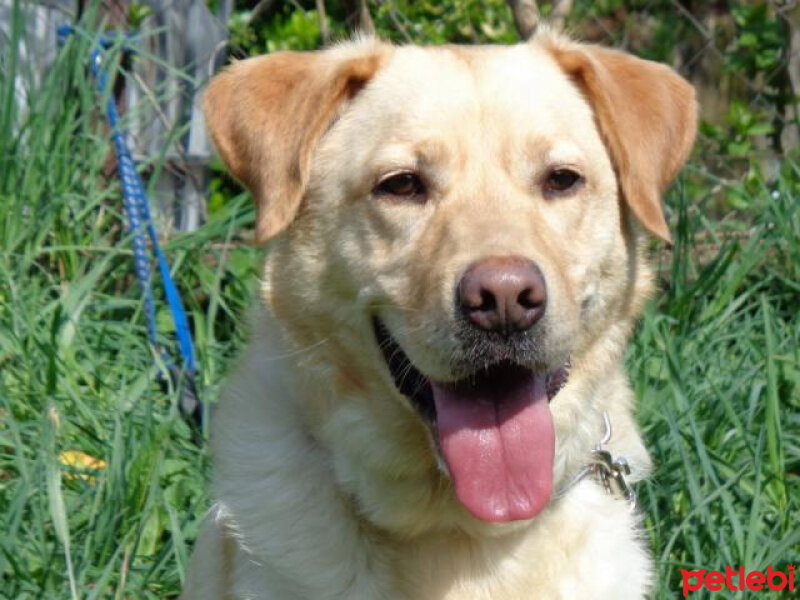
182, 31, 696, 600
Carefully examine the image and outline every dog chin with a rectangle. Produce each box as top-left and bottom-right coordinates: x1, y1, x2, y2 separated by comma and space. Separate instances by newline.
373, 317, 570, 524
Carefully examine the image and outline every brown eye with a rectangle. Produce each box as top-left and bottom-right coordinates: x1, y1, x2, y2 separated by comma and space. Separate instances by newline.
374, 172, 426, 200
544, 169, 582, 194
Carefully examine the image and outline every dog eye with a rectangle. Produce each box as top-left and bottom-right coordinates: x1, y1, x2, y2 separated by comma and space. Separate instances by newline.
374, 172, 426, 200
544, 169, 582, 194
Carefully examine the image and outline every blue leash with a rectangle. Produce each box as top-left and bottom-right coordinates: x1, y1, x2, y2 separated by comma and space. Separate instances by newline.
59, 26, 201, 426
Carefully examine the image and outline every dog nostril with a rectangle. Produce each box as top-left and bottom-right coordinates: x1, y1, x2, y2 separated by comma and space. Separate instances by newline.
518, 289, 534, 309
518, 286, 544, 310
479, 289, 497, 311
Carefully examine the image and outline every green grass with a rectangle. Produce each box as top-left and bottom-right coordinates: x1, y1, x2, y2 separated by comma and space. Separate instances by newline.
633, 173, 800, 598
1, 9, 798, 600
1, 12, 258, 597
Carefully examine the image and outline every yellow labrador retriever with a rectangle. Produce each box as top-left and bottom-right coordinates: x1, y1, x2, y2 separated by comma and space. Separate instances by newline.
183, 30, 696, 599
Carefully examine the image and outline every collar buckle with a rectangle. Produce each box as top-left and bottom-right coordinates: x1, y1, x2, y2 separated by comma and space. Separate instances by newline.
556, 412, 637, 507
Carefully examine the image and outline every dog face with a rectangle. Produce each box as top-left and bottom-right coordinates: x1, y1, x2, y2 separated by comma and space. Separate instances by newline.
205, 36, 695, 533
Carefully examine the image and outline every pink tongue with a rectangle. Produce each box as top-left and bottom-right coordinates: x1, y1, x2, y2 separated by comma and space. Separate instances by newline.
432, 367, 554, 522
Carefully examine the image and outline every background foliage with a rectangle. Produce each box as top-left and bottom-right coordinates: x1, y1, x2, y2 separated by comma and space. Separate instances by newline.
1, 1, 798, 598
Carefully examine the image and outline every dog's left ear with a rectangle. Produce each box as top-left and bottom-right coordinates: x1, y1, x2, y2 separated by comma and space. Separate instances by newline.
545, 38, 697, 243
204, 43, 388, 243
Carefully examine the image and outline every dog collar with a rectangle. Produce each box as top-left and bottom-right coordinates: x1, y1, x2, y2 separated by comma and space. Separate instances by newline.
555, 412, 636, 507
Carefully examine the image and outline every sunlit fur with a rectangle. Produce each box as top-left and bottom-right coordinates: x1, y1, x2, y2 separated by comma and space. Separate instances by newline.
183, 30, 696, 600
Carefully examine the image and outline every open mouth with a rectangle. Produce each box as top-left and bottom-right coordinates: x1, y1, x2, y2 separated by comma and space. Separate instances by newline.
373, 318, 570, 523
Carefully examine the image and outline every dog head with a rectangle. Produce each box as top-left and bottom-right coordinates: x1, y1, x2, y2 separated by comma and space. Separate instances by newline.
205, 34, 696, 533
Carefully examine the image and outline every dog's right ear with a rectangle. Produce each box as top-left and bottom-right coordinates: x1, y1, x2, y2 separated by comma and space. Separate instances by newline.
204, 44, 388, 243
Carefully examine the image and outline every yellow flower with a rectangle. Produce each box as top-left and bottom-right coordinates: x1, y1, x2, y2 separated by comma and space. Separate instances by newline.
59, 450, 106, 483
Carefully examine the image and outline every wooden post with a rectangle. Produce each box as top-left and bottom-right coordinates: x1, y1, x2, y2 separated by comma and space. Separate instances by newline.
343, 0, 375, 36
507, 0, 539, 39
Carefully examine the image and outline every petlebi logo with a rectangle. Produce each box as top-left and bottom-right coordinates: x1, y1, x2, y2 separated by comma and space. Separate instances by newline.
681, 564, 796, 596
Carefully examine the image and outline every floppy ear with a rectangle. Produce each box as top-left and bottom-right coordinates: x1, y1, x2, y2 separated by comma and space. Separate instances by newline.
545, 38, 697, 243
203, 44, 388, 243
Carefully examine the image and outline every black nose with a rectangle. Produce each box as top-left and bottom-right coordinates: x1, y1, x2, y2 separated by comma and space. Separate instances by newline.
457, 256, 547, 333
